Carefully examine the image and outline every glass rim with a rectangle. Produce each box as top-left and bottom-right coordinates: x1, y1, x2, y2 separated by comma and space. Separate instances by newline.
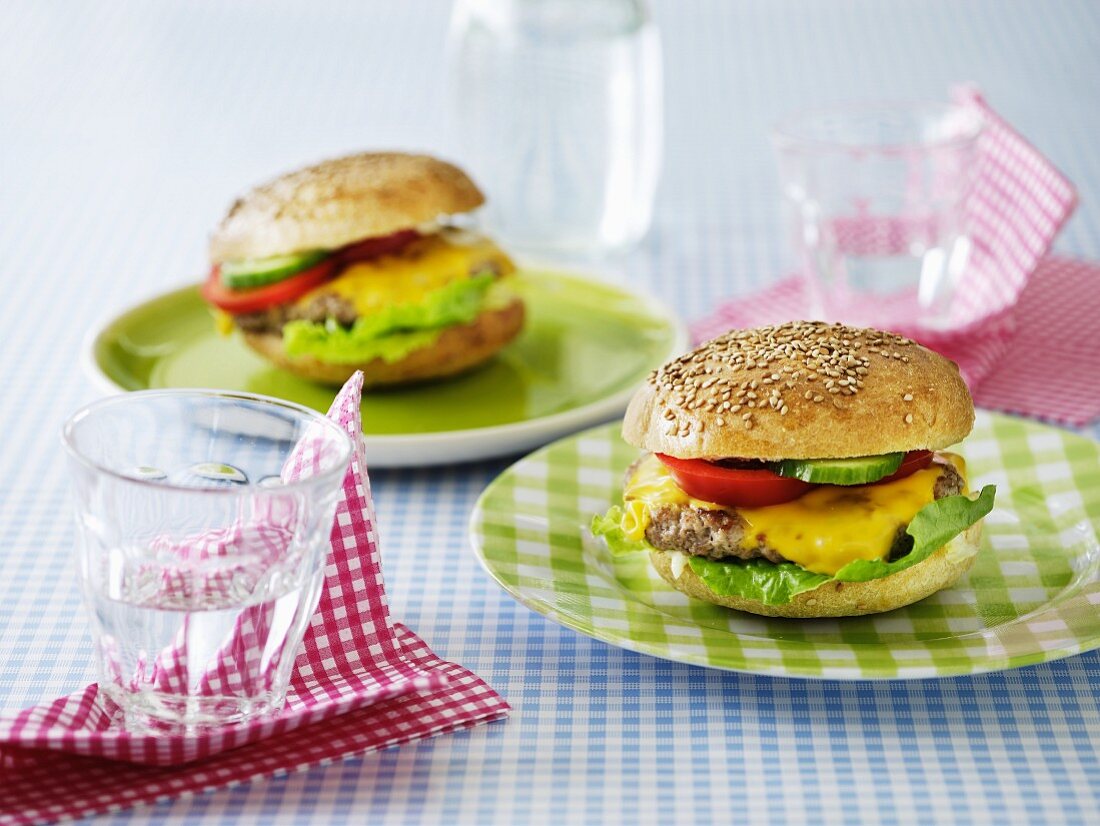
61, 388, 353, 495
770, 100, 984, 155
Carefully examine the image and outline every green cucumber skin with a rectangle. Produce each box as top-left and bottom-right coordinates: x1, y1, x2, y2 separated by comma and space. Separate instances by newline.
775, 452, 904, 485
220, 250, 329, 290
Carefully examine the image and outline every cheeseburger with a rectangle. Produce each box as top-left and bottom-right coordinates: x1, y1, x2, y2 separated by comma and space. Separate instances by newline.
592, 321, 996, 618
202, 152, 523, 386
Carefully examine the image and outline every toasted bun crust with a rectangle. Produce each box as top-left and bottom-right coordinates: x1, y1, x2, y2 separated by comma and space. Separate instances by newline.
624, 321, 974, 460
649, 522, 982, 618
210, 152, 486, 262
243, 299, 524, 387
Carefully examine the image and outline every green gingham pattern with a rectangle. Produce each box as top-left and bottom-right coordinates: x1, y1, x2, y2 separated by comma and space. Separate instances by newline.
471, 410, 1100, 680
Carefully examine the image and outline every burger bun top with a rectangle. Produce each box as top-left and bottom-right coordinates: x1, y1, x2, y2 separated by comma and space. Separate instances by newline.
623, 321, 974, 461
210, 152, 485, 263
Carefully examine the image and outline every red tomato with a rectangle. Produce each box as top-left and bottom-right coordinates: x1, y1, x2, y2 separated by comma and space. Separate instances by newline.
875, 450, 934, 484
337, 229, 420, 264
201, 259, 337, 314
655, 454, 813, 508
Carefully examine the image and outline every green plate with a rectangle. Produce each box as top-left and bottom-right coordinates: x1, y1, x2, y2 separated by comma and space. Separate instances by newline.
88, 270, 687, 466
470, 412, 1100, 679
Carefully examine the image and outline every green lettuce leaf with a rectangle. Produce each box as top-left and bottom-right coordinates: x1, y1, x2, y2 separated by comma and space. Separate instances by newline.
834, 485, 996, 582
687, 557, 833, 605
282, 272, 496, 365
589, 484, 996, 606
589, 507, 653, 556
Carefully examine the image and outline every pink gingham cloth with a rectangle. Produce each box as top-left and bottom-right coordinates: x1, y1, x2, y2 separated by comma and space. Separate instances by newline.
0, 373, 510, 825
693, 89, 1098, 425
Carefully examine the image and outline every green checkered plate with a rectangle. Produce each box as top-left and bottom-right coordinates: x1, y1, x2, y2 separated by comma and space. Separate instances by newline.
470, 411, 1100, 679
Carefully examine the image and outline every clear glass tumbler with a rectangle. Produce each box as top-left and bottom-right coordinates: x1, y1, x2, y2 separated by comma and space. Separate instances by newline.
447, 0, 663, 257
62, 390, 352, 730
772, 103, 983, 329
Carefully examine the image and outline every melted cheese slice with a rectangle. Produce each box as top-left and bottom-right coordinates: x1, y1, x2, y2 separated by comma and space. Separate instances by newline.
623, 453, 965, 576
297, 230, 515, 316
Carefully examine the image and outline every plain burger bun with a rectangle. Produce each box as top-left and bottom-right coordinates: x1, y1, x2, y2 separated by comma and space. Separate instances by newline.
624, 320, 974, 461
210, 152, 486, 263
242, 298, 525, 387
649, 523, 982, 618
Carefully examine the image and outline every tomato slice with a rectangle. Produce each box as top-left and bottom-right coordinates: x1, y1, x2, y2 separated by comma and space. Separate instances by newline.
655, 449, 936, 509
201, 258, 337, 314
874, 450, 933, 484
337, 229, 420, 265
655, 454, 813, 508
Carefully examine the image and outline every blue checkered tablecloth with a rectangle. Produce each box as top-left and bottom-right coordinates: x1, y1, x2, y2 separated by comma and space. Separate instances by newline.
2, 1, 1098, 823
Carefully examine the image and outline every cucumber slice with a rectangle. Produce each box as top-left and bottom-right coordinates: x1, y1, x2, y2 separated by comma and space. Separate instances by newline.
775, 452, 904, 485
220, 250, 329, 289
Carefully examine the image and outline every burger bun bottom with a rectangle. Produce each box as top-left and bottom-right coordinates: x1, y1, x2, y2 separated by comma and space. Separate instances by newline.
243, 299, 524, 388
649, 522, 983, 618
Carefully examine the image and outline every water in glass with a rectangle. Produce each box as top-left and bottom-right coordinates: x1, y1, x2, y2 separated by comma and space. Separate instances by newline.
63, 391, 351, 730
448, 0, 662, 256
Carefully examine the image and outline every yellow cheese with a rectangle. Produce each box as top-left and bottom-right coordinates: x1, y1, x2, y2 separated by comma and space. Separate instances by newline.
622, 453, 964, 576
296, 230, 514, 316
620, 454, 721, 540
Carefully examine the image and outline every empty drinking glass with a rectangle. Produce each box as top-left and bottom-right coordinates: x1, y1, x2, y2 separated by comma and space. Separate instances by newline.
447, 0, 663, 257
62, 391, 352, 730
772, 103, 983, 329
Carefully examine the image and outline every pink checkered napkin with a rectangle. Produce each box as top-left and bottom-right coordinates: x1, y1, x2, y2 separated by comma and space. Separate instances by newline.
0, 373, 509, 825
692, 89, 1095, 425
971, 256, 1100, 426
946, 85, 1077, 326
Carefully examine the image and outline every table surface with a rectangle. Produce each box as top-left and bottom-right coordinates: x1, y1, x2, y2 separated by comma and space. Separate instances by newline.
2, 1, 1099, 823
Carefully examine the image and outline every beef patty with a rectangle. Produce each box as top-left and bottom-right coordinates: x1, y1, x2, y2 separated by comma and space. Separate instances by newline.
633, 458, 965, 566
233, 293, 357, 333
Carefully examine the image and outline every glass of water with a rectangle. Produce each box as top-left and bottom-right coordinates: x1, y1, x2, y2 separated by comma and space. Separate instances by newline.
62, 390, 352, 731
447, 0, 663, 257
772, 103, 984, 329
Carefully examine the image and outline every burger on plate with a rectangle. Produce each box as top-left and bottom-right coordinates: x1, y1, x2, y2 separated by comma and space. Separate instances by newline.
592, 321, 996, 618
202, 152, 523, 386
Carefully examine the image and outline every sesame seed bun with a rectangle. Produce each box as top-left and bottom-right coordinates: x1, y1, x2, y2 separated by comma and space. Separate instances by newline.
624, 321, 974, 461
210, 152, 486, 263
649, 522, 982, 618
242, 298, 524, 387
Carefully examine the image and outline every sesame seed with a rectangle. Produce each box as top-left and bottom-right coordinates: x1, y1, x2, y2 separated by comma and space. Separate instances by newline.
903, 393, 913, 401
646, 321, 919, 425
905, 413, 914, 424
